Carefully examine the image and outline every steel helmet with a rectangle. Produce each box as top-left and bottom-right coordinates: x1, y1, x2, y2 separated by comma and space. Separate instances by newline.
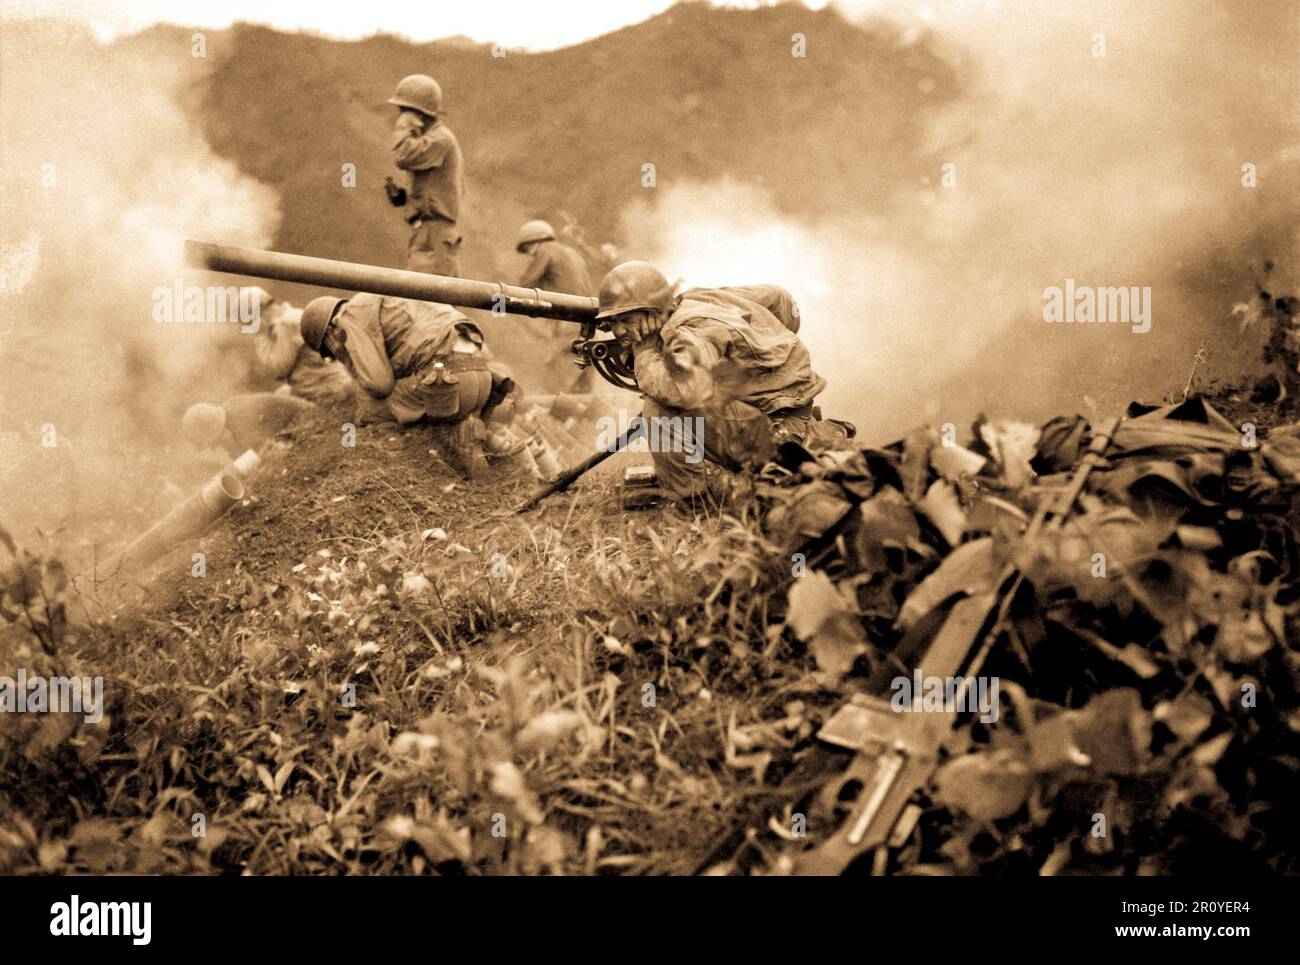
595, 261, 674, 320
387, 74, 443, 116
301, 296, 347, 353
515, 219, 556, 253
181, 403, 227, 449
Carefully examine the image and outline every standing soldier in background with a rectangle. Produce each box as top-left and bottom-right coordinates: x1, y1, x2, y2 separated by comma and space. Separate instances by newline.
515, 220, 594, 296
383, 74, 465, 277
514, 219, 596, 390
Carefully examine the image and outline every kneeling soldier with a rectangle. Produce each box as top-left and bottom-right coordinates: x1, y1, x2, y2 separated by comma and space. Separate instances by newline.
594, 261, 850, 501
299, 293, 512, 479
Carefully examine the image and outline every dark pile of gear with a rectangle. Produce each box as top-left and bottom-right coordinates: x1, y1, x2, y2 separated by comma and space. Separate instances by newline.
740, 396, 1300, 874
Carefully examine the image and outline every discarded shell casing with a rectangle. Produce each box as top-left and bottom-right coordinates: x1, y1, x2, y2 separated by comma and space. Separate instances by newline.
231, 449, 261, 478
531, 438, 562, 479
621, 464, 662, 510
548, 394, 592, 421
522, 393, 593, 422
623, 465, 657, 487
107, 470, 245, 576
511, 444, 543, 479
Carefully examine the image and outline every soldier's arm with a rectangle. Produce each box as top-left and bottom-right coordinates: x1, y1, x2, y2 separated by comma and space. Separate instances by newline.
391, 111, 451, 172
334, 316, 396, 398
254, 321, 302, 380
631, 321, 728, 411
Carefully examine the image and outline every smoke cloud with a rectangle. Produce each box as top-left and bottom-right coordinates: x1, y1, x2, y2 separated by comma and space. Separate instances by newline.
621, 0, 1300, 441
0, 22, 279, 546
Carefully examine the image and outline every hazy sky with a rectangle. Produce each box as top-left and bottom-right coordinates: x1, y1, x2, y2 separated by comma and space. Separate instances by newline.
0, 0, 846, 48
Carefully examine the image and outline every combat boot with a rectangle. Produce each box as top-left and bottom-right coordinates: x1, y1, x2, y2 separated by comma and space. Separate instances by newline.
451, 416, 489, 480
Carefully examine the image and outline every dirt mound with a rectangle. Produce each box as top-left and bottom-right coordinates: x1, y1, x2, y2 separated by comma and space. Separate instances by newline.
0, 402, 738, 874
98, 406, 568, 621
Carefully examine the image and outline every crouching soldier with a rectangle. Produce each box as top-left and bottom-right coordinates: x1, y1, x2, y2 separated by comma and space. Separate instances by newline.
593, 261, 851, 503
299, 293, 513, 479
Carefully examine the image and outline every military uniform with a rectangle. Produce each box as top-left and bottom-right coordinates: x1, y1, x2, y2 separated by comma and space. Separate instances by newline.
392, 110, 464, 276
327, 293, 495, 427
631, 285, 835, 497
518, 239, 594, 295
518, 238, 596, 389
254, 312, 354, 403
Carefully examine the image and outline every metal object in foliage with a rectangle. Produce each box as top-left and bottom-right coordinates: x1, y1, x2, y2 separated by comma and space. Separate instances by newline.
795, 416, 1124, 875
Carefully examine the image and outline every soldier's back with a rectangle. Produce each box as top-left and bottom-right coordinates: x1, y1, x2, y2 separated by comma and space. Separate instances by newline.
538, 241, 595, 296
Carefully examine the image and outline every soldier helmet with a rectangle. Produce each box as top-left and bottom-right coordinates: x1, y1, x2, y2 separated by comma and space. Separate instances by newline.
301, 296, 347, 353
387, 74, 443, 116
595, 261, 675, 320
515, 219, 556, 253
181, 403, 227, 449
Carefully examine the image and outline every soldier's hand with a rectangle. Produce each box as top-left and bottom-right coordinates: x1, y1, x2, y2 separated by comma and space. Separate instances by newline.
384, 177, 407, 207
610, 318, 642, 343
395, 109, 426, 131
636, 313, 664, 341
610, 310, 663, 343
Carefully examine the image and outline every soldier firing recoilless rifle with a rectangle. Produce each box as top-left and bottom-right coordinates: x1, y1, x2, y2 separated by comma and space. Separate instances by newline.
183, 240, 851, 507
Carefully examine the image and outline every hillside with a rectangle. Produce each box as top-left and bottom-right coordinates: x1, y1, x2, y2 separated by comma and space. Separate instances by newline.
175, 4, 1300, 438
6, 365, 1300, 876
188, 3, 955, 289
4, 1, 1300, 885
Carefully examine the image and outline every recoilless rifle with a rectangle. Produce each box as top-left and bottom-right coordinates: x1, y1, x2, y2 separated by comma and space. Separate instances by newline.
183, 240, 639, 392
184, 241, 645, 508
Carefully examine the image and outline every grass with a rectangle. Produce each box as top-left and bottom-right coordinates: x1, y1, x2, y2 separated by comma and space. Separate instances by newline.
7, 355, 1300, 875
0, 416, 827, 875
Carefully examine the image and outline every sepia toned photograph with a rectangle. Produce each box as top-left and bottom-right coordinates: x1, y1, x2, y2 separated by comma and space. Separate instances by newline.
0, 0, 1297, 934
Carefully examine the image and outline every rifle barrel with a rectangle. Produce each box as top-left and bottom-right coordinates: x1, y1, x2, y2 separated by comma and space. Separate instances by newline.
184, 240, 599, 323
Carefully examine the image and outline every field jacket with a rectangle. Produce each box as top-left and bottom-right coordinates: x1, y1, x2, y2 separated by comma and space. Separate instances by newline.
631, 285, 825, 414
332, 294, 481, 423
392, 111, 464, 223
